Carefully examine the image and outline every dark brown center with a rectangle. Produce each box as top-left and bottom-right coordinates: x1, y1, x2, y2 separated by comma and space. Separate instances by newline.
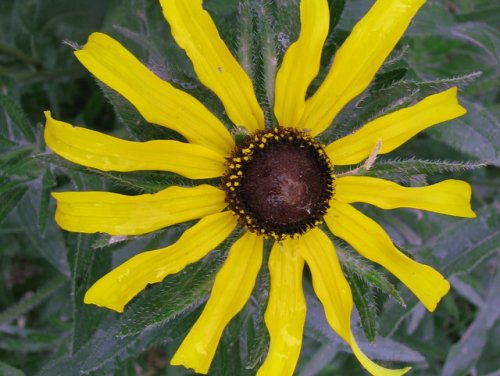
223, 127, 334, 240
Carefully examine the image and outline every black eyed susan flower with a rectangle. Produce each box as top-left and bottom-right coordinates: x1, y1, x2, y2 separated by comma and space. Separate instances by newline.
44, 0, 476, 374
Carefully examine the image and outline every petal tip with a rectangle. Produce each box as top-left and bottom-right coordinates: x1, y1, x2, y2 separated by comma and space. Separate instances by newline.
425, 277, 451, 312
84, 289, 125, 313
170, 357, 208, 375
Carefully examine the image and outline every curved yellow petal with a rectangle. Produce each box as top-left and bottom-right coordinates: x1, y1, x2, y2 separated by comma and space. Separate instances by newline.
53, 185, 226, 235
74, 32, 234, 155
299, 0, 426, 135
161, 0, 264, 132
171, 231, 263, 374
274, 0, 329, 127
326, 87, 467, 165
84, 211, 237, 312
335, 176, 476, 218
326, 201, 450, 312
298, 228, 411, 375
44, 112, 226, 179
257, 240, 305, 376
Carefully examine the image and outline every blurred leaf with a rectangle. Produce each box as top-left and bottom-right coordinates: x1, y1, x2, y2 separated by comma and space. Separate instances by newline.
0, 146, 37, 177
0, 361, 25, 376
442, 270, 500, 376
0, 332, 62, 353
0, 94, 36, 143
0, 186, 28, 222
304, 281, 424, 364
381, 203, 499, 338
428, 100, 500, 166
237, 0, 254, 82
0, 275, 65, 326
455, 5, 500, 26
446, 23, 500, 67
424, 203, 500, 276
13, 190, 69, 275
449, 275, 485, 308
37, 307, 201, 376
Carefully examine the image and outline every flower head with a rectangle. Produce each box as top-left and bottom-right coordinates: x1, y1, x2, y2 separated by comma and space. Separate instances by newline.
44, 0, 475, 375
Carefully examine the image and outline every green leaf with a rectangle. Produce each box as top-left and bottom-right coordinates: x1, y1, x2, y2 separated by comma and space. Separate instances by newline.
0, 275, 65, 326
0, 146, 37, 178
428, 100, 500, 166
97, 82, 185, 143
0, 95, 36, 143
381, 203, 499, 337
38, 167, 55, 234
327, 0, 346, 36
0, 186, 29, 223
304, 281, 423, 363
36, 153, 198, 194
238, 0, 254, 81
245, 241, 271, 371
421, 203, 500, 276
0, 332, 62, 353
66, 233, 111, 353
364, 158, 486, 183
13, 189, 69, 275
37, 307, 202, 376
337, 246, 405, 307
0, 361, 25, 376
442, 270, 500, 376
445, 23, 500, 67
320, 73, 481, 143
345, 270, 378, 343
211, 314, 246, 376
252, 0, 280, 115
371, 68, 408, 91
117, 248, 226, 337
455, 5, 500, 27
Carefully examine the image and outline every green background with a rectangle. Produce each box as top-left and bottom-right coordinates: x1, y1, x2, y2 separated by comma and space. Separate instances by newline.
0, 0, 499, 375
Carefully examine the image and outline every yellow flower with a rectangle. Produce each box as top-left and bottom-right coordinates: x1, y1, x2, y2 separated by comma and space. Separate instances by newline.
44, 0, 476, 375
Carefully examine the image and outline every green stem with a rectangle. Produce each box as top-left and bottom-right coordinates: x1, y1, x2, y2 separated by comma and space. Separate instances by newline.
0, 42, 42, 68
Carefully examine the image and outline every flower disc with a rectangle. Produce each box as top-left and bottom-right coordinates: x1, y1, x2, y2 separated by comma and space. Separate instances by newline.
223, 128, 334, 240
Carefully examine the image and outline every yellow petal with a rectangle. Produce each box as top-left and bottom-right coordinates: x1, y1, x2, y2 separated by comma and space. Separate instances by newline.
161, 0, 264, 132
84, 211, 237, 312
326, 87, 467, 165
298, 228, 411, 376
350, 339, 412, 376
44, 112, 226, 179
299, 0, 426, 135
257, 239, 305, 376
53, 185, 226, 235
171, 231, 263, 374
326, 201, 450, 312
274, 0, 329, 127
74, 32, 234, 155
335, 176, 476, 218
